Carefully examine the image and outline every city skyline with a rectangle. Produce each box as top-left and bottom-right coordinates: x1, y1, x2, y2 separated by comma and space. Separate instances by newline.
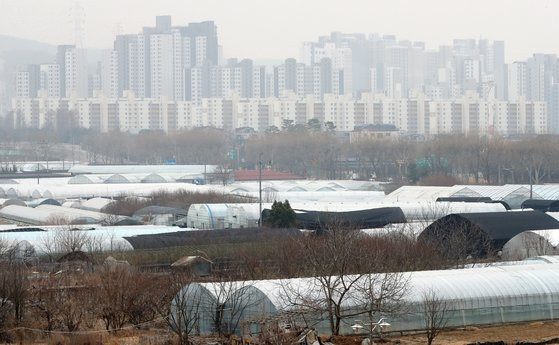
1, 0, 559, 62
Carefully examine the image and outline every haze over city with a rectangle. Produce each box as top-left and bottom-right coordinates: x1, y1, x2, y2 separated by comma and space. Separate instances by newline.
1, 0, 558, 61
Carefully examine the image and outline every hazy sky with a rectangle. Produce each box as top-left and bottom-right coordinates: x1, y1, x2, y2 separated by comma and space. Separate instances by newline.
0, 0, 557, 62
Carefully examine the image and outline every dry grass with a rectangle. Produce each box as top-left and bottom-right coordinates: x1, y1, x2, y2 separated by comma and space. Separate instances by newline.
104, 190, 253, 216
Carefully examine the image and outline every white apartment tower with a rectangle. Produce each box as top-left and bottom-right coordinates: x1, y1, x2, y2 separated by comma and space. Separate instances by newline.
39, 64, 61, 98
65, 47, 88, 98
15, 71, 30, 98
128, 34, 147, 98
195, 36, 207, 66
507, 62, 527, 101
149, 34, 174, 99
101, 50, 119, 98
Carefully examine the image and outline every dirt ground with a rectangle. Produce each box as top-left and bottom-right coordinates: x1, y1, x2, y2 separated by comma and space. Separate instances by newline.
13, 320, 559, 345
330, 321, 559, 345
399, 321, 559, 345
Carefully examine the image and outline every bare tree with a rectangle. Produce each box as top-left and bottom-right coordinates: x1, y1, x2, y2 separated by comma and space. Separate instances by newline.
279, 223, 369, 335
100, 213, 122, 226
41, 225, 93, 257
422, 288, 449, 345
96, 267, 139, 331
207, 280, 263, 336
213, 164, 233, 186
354, 272, 410, 344
29, 276, 65, 331
168, 282, 208, 345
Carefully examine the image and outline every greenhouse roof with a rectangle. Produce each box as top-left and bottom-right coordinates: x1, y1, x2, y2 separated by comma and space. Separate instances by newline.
425, 211, 559, 242
451, 185, 543, 201
69, 164, 217, 175
521, 199, 559, 212
133, 206, 187, 217
193, 261, 559, 313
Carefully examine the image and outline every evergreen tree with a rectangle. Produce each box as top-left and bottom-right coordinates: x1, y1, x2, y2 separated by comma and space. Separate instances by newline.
264, 200, 296, 228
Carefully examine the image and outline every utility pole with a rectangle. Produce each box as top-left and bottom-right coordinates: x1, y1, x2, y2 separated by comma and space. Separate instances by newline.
258, 152, 263, 227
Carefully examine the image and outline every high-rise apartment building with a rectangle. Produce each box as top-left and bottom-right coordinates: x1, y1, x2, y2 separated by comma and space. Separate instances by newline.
39, 64, 61, 98
113, 16, 219, 99
64, 47, 88, 98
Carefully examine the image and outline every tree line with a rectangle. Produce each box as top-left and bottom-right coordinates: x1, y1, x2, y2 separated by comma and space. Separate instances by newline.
2, 114, 559, 184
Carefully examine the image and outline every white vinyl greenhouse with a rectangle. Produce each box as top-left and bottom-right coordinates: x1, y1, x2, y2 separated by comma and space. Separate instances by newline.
78, 197, 116, 212
69, 164, 216, 175
502, 229, 559, 260
170, 282, 278, 336
0, 205, 131, 225
171, 262, 559, 336
0, 224, 191, 254
186, 204, 231, 229
386, 185, 544, 209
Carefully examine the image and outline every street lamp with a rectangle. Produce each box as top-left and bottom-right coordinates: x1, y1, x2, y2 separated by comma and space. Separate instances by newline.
351, 318, 391, 345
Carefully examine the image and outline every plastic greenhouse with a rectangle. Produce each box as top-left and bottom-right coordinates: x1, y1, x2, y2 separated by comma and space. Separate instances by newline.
186, 204, 230, 229
502, 229, 559, 260
171, 262, 559, 335
170, 282, 277, 336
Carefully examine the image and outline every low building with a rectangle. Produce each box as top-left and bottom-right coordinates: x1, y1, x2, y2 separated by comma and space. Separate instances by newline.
349, 123, 400, 143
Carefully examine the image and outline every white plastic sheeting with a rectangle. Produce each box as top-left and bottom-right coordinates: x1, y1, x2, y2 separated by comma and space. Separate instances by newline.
0, 205, 61, 225
170, 282, 278, 336
67, 173, 202, 185
78, 198, 116, 212
14, 161, 74, 172
450, 185, 542, 209
396, 201, 507, 221
502, 229, 559, 260
62, 200, 82, 208
103, 174, 142, 184
12, 177, 71, 186
233, 191, 386, 203
187, 204, 231, 229
69, 164, 216, 175
227, 180, 383, 193
26, 198, 61, 208
67, 175, 106, 184
385, 186, 462, 202
544, 212, 559, 222
361, 222, 427, 238
0, 225, 191, 254
0, 183, 219, 200
2, 199, 26, 207
175, 262, 559, 334
529, 185, 559, 200
385, 185, 544, 209
0, 205, 121, 225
